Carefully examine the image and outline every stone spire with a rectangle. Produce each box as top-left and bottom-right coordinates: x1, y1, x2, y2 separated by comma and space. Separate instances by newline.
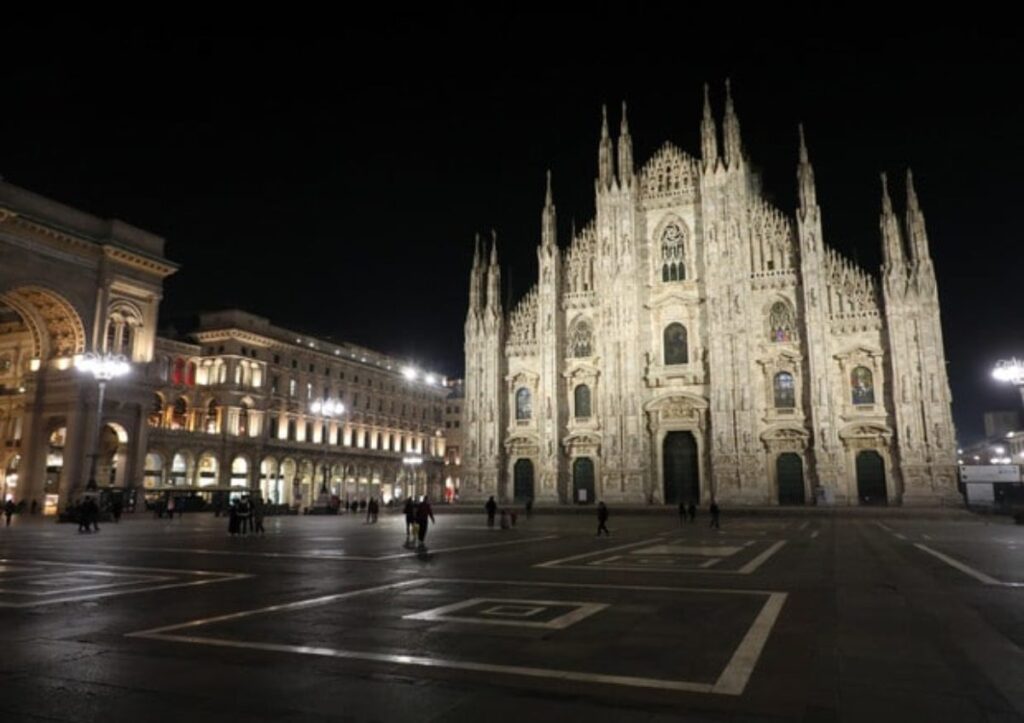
541, 170, 557, 250
486, 230, 502, 315
722, 79, 743, 169
700, 82, 719, 169
880, 172, 906, 272
598, 104, 615, 189
905, 168, 931, 266
467, 233, 483, 320
617, 101, 634, 186
797, 124, 817, 216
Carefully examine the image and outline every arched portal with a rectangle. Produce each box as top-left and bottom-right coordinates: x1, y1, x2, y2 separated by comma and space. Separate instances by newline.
662, 431, 699, 505
513, 458, 534, 503
776, 453, 805, 505
856, 450, 887, 505
572, 457, 595, 504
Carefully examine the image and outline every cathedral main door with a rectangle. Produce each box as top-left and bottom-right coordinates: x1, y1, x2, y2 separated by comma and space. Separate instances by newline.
855, 450, 887, 505
513, 458, 534, 503
572, 457, 595, 504
776, 453, 805, 505
663, 432, 699, 505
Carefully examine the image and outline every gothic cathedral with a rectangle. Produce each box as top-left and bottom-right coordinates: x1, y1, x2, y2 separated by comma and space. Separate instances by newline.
462, 82, 957, 507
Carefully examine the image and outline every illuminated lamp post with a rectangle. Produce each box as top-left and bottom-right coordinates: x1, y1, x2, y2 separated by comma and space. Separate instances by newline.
75, 352, 131, 493
310, 397, 344, 510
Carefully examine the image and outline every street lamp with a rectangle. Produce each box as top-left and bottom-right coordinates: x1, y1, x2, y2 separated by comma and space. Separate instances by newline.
75, 352, 131, 492
310, 397, 344, 509
992, 358, 1024, 408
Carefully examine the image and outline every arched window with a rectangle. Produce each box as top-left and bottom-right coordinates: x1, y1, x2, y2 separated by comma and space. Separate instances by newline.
105, 321, 117, 354
851, 366, 875, 405
567, 318, 593, 358
171, 397, 188, 430
774, 372, 795, 409
768, 301, 796, 342
119, 324, 133, 356
205, 400, 219, 434
238, 404, 250, 437
515, 387, 532, 420
663, 323, 688, 365
574, 384, 592, 419
148, 394, 164, 428
172, 358, 185, 386
660, 222, 686, 282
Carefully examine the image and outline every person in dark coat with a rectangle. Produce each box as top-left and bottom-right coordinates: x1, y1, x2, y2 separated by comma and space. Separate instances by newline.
596, 501, 610, 537
678, 501, 686, 527
687, 501, 696, 523
709, 499, 720, 530
485, 496, 497, 528
3, 499, 15, 527
525, 497, 533, 520
403, 497, 416, 545
228, 500, 240, 535
415, 495, 435, 551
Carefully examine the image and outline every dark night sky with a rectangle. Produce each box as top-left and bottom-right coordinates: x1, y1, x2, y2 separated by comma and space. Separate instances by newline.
1, 14, 1021, 444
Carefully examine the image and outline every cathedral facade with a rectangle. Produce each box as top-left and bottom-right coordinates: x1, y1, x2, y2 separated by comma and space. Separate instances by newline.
462, 83, 958, 507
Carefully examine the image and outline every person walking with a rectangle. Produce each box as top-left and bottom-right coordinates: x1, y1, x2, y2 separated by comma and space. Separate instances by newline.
403, 497, 416, 546
3, 498, 15, 527
228, 499, 240, 535
165, 495, 175, 521
709, 499, 720, 530
252, 495, 266, 535
525, 497, 533, 520
687, 501, 696, 523
415, 495, 435, 551
596, 501, 610, 536
485, 496, 497, 528
678, 501, 686, 527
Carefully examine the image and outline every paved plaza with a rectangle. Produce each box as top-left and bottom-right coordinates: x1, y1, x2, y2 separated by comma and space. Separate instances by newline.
1, 508, 1023, 722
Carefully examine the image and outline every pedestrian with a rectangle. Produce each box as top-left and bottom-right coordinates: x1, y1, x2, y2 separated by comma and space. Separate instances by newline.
30, 498, 38, 515
709, 499, 720, 530
678, 501, 686, 527
86, 497, 100, 533
228, 499, 240, 535
371, 498, 379, 523
111, 498, 123, 523
687, 501, 696, 523
252, 496, 265, 535
525, 497, 533, 520
3, 498, 15, 527
510, 509, 517, 527
403, 497, 416, 546
165, 495, 175, 520
415, 494, 435, 551
485, 496, 497, 528
596, 500, 610, 537
238, 496, 251, 535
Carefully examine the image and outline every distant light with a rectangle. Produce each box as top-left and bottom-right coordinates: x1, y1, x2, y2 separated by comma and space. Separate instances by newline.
995, 446, 1006, 455
402, 366, 418, 381
29, 358, 41, 372
424, 373, 437, 385
957, 448, 963, 454
957, 459, 964, 464
1009, 432, 1016, 438
973, 455, 981, 461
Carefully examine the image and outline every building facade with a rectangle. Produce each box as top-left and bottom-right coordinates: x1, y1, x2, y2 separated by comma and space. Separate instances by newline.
462, 83, 958, 506
442, 378, 464, 502
0, 182, 447, 510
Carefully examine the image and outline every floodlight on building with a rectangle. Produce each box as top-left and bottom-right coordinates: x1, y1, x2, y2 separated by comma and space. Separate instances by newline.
402, 366, 418, 381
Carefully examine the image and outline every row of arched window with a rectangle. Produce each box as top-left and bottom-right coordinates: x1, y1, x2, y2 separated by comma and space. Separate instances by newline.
515, 384, 592, 421
513, 367, 875, 420
771, 367, 875, 409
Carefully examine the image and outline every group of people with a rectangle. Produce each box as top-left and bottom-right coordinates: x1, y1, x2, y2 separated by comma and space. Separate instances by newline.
678, 499, 721, 529
402, 495, 435, 550
485, 495, 530, 529
227, 494, 266, 535
73, 496, 102, 533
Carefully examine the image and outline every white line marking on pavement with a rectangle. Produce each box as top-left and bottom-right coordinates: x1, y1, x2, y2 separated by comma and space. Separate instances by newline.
922, 534, 932, 540
737, 541, 787, 574
810, 530, 820, 539
128, 579, 428, 637
894, 533, 907, 541
119, 535, 559, 562
713, 592, 788, 695
797, 521, 809, 531
0, 559, 249, 608
128, 577, 786, 696
874, 522, 895, 534
534, 538, 666, 568
913, 544, 1022, 587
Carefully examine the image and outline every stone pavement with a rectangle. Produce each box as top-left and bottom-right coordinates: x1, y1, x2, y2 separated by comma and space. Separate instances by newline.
1, 509, 1022, 721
